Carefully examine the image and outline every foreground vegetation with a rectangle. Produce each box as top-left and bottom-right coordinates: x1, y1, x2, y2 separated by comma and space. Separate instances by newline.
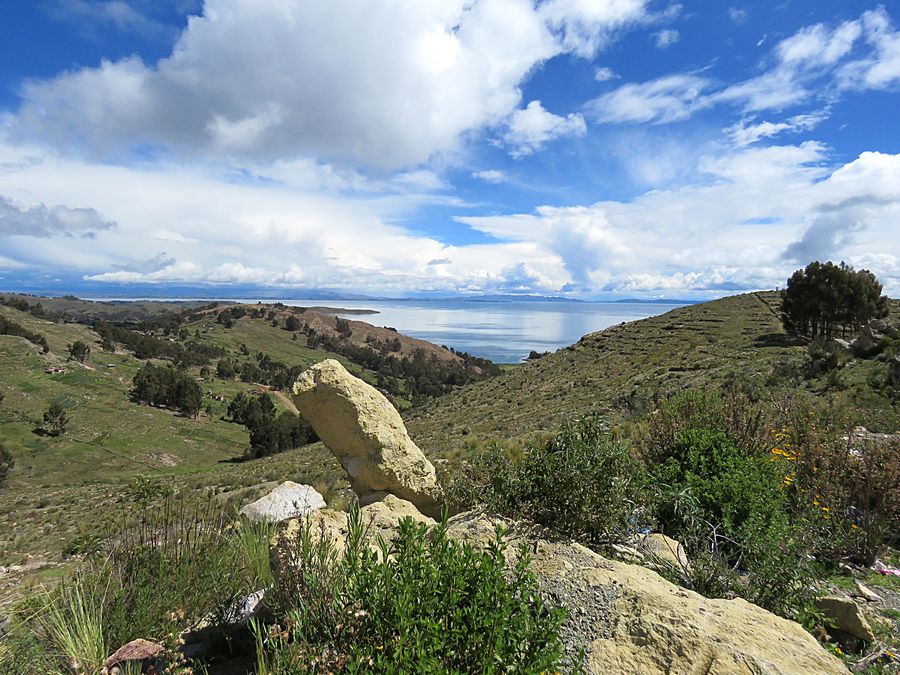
1, 274, 899, 671
0, 498, 568, 673
450, 392, 899, 624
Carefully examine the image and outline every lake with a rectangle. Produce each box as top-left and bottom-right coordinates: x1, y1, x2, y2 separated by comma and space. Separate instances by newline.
281, 299, 686, 363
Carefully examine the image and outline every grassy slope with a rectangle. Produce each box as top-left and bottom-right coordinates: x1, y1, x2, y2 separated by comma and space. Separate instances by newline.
407, 291, 900, 455
0, 305, 359, 583
2, 291, 898, 606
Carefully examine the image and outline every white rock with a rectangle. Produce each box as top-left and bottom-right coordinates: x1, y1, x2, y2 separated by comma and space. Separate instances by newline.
239, 481, 325, 522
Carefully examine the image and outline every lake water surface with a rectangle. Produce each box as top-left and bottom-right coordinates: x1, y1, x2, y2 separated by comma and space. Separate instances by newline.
282, 299, 686, 363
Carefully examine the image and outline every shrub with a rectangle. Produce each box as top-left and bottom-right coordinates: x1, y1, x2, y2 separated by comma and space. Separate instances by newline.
650, 427, 789, 554
0, 440, 12, 488
449, 415, 647, 548
641, 392, 821, 620
261, 507, 567, 673
41, 402, 68, 436
779, 400, 900, 564
806, 338, 850, 377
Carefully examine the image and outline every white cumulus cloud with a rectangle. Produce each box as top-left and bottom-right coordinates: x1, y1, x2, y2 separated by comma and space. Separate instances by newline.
12, 0, 652, 169
503, 100, 587, 158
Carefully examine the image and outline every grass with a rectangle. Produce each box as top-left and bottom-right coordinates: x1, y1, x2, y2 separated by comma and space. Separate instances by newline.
407, 291, 900, 455
0, 494, 280, 673
2, 291, 899, 637
39, 572, 108, 673
0, 303, 358, 598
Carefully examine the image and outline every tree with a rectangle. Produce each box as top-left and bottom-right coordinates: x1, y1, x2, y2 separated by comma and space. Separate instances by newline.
781, 261, 889, 339
42, 403, 68, 436
285, 315, 301, 332
0, 440, 13, 488
131, 362, 202, 417
68, 340, 91, 362
335, 318, 353, 339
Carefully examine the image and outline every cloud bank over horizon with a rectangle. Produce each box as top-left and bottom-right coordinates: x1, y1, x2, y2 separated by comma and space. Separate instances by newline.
0, 0, 899, 299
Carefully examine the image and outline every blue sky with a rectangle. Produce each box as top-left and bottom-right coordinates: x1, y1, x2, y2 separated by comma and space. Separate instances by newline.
0, 0, 898, 299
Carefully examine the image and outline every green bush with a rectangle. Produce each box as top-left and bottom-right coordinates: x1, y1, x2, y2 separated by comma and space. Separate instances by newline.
449, 415, 648, 548
651, 428, 789, 552
806, 338, 850, 377
642, 392, 822, 620
261, 506, 567, 673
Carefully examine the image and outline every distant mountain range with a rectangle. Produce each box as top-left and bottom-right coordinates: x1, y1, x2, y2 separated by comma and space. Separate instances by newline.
3, 285, 697, 305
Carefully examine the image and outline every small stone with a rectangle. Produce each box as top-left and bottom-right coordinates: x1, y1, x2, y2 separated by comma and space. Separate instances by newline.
815, 595, 875, 642
853, 581, 881, 603
103, 638, 165, 672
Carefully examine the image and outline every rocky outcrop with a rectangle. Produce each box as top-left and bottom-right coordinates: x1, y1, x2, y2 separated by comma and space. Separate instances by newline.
239, 481, 325, 522
444, 512, 847, 675
271, 506, 845, 674
274, 358, 846, 674
270, 495, 434, 584
291, 359, 443, 517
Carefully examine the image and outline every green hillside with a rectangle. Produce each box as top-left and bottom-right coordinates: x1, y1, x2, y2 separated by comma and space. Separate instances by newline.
407, 291, 900, 454
1, 291, 898, 612
0, 297, 490, 602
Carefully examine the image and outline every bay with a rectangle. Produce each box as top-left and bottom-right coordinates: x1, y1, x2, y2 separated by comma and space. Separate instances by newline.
281, 299, 686, 364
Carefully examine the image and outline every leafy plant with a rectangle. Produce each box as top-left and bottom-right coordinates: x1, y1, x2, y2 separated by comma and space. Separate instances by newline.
264, 506, 568, 672
449, 415, 647, 548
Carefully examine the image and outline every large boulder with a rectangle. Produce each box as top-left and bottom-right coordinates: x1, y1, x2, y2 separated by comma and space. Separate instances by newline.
291, 359, 443, 517
270, 495, 435, 585
270, 506, 846, 675
239, 481, 325, 523
444, 512, 847, 675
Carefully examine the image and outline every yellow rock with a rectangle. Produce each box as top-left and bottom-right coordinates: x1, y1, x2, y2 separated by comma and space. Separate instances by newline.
292, 359, 443, 517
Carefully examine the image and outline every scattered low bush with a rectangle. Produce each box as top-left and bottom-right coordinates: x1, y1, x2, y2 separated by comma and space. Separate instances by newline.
261, 506, 567, 673
806, 338, 850, 377
776, 398, 900, 565
641, 392, 821, 620
449, 415, 648, 548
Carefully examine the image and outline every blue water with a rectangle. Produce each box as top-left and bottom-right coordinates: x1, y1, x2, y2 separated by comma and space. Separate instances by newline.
281, 299, 685, 364
88, 296, 686, 363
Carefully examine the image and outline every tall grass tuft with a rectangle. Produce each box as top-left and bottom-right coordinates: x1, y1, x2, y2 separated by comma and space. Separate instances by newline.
40, 571, 108, 673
